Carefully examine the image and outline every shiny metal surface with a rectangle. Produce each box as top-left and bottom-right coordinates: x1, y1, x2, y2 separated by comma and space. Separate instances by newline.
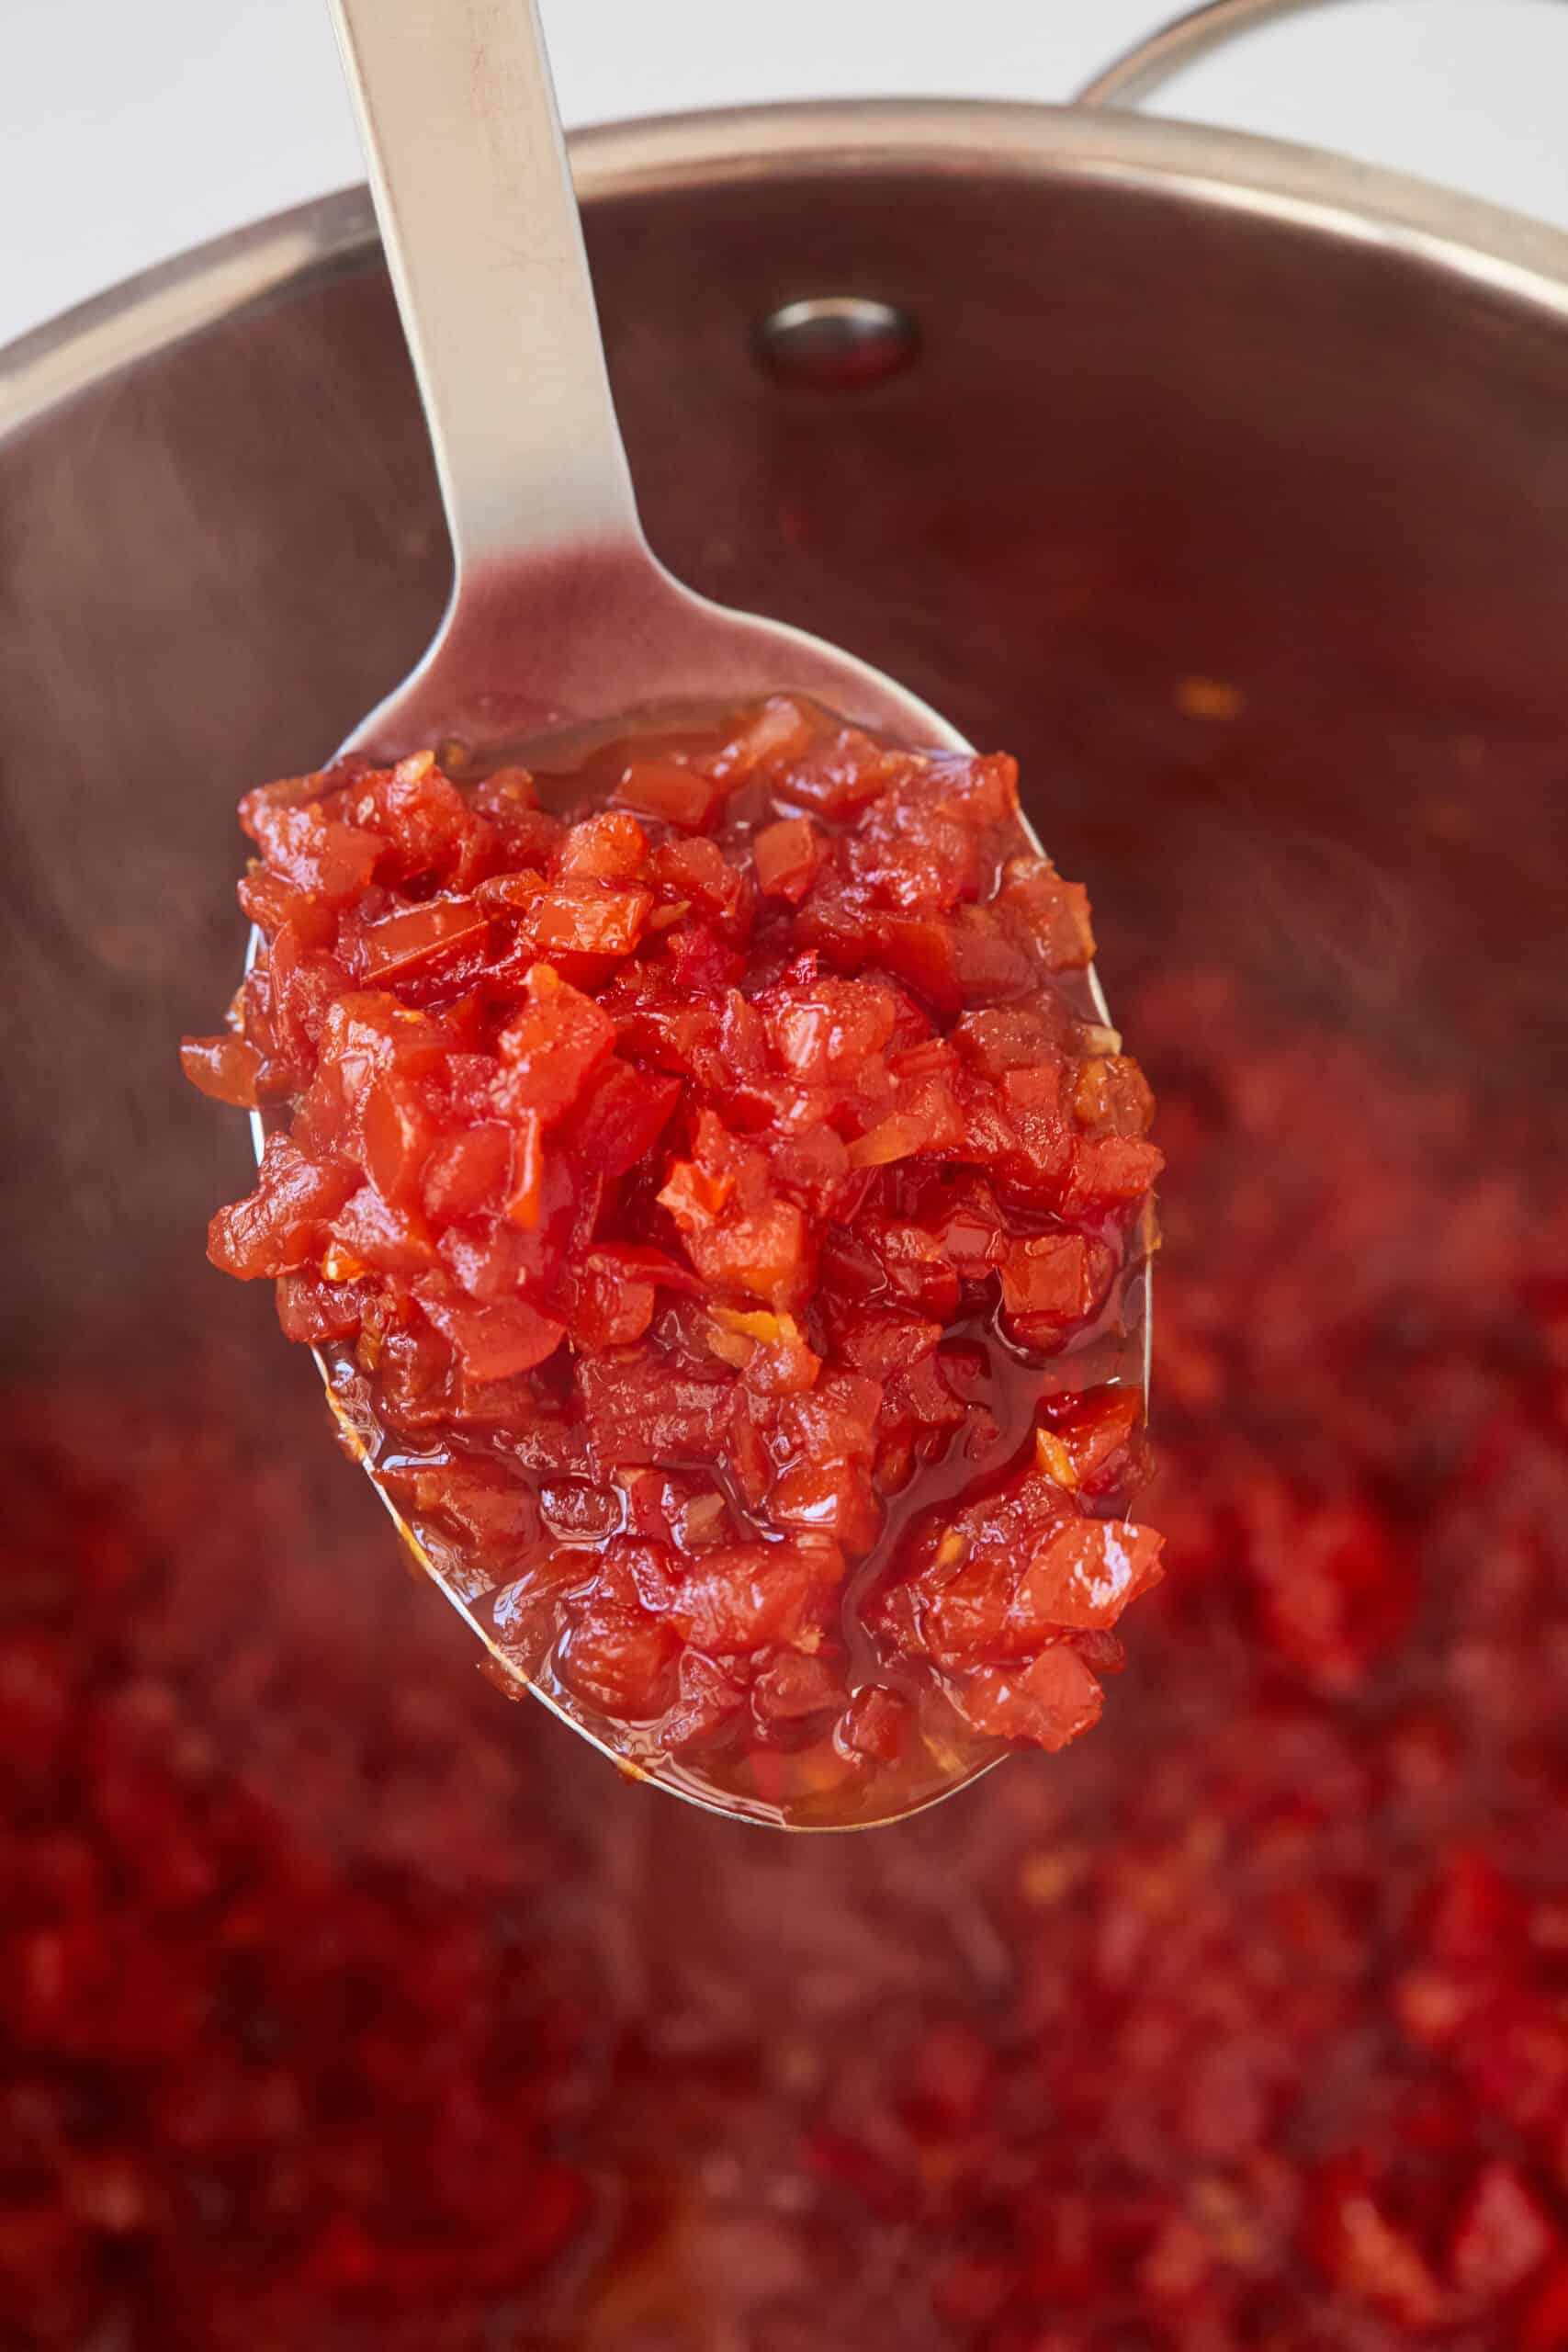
1079, 0, 1393, 109
325, 2, 975, 770
329, 0, 640, 577
1078, 0, 1568, 112
3, 94, 1567, 1818
753, 294, 921, 390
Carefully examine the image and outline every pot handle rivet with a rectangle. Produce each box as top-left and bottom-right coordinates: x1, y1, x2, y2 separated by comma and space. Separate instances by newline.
753, 295, 919, 390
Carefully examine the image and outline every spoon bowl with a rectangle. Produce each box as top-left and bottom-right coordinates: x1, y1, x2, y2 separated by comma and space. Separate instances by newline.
254, 0, 1147, 1828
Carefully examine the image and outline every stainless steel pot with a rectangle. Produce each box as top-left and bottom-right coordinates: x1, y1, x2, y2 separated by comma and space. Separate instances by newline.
4, 8, 1568, 2338
4, 5, 1568, 1366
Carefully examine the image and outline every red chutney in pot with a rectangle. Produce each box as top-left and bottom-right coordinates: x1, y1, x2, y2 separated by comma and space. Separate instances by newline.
180, 698, 1161, 1823
8, 972, 1568, 2349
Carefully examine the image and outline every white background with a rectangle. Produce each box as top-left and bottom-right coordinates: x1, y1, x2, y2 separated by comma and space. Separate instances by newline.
6, 0, 1568, 347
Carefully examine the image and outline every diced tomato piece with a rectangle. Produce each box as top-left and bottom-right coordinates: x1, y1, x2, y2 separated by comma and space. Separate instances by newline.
665, 1542, 833, 1653
661, 1649, 749, 1751
561, 1060, 681, 1181
1016, 1518, 1165, 1632
420, 1124, 512, 1222
361, 1075, 438, 1206
614, 759, 722, 829
684, 1195, 812, 1311
1062, 1133, 1165, 1213
495, 964, 615, 1123
752, 815, 823, 903
557, 810, 648, 882
275, 1266, 373, 1343
751, 1650, 848, 1735
1072, 1053, 1156, 1136
340, 752, 493, 888
953, 1001, 1066, 1077
180, 1033, 262, 1108
574, 1246, 696, 1355
597, 1243, 700, 1295
414, 1278, 565, 1381
657, 1159, 731, 1228
329, 1183, 438, 1277
998, 859, 1096, 970
764, 978, 899, 1080
475, 869, 547, 915
950, 1646, 1104, 1750
398, 1453, 542, 1573
862, 1218, 962, 1319
320, 992, 451, 1103
931, 1184, 1008, 1281
525, 885, 652, 960
376, 1320, 455, 1428
999, 1233, 1111, 1335
705, 693, 817, 778
648, 835, 744, 917
871, 914, 962, 1013
237, 864, 341, 950
660, 921, 745, 993
769, 1458, 883, 1555
848, 1088, 963, 1170
834, 1683, 913, 1763
239, 798, 382, 905
775, 727, 910, 818
881, 1354, 967, 1445
265, 927, 352, 1076
437, 1215, 537, 1304
833, 1308, 942, 1381
575, 1351, 736, 1470
558, 1597, 679, 1721
949, 907, 1035, 1001
207, 1138, 357, 1278
574, 1255, 658, 1352
355, 895, 490, 983
1041, 1386, 1145, 1495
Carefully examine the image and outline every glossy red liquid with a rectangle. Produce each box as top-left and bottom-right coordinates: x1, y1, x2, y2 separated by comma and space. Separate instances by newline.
182, 698, 1160, 1823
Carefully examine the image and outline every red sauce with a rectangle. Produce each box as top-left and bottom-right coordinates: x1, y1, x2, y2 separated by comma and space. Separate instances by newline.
181, 698, 1161, 1823
9, 968, 1568, 2347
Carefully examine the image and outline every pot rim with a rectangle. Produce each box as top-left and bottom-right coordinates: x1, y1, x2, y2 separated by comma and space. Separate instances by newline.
8, 93, 1568, 444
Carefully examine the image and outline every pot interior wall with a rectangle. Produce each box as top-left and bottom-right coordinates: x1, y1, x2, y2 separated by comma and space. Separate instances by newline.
4, 130, 1568, 2349
2, 153, 1566, 1356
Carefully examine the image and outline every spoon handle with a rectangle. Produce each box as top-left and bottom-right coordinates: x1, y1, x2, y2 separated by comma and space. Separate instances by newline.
330, 0, 644, 578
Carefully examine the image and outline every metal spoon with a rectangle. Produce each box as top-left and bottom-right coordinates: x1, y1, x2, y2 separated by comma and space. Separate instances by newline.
264, 0, 1148, 1828
326, 0, 973, 763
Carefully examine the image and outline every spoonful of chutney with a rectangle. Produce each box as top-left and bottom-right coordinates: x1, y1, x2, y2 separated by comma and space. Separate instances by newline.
179, 0, 1161, 1829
